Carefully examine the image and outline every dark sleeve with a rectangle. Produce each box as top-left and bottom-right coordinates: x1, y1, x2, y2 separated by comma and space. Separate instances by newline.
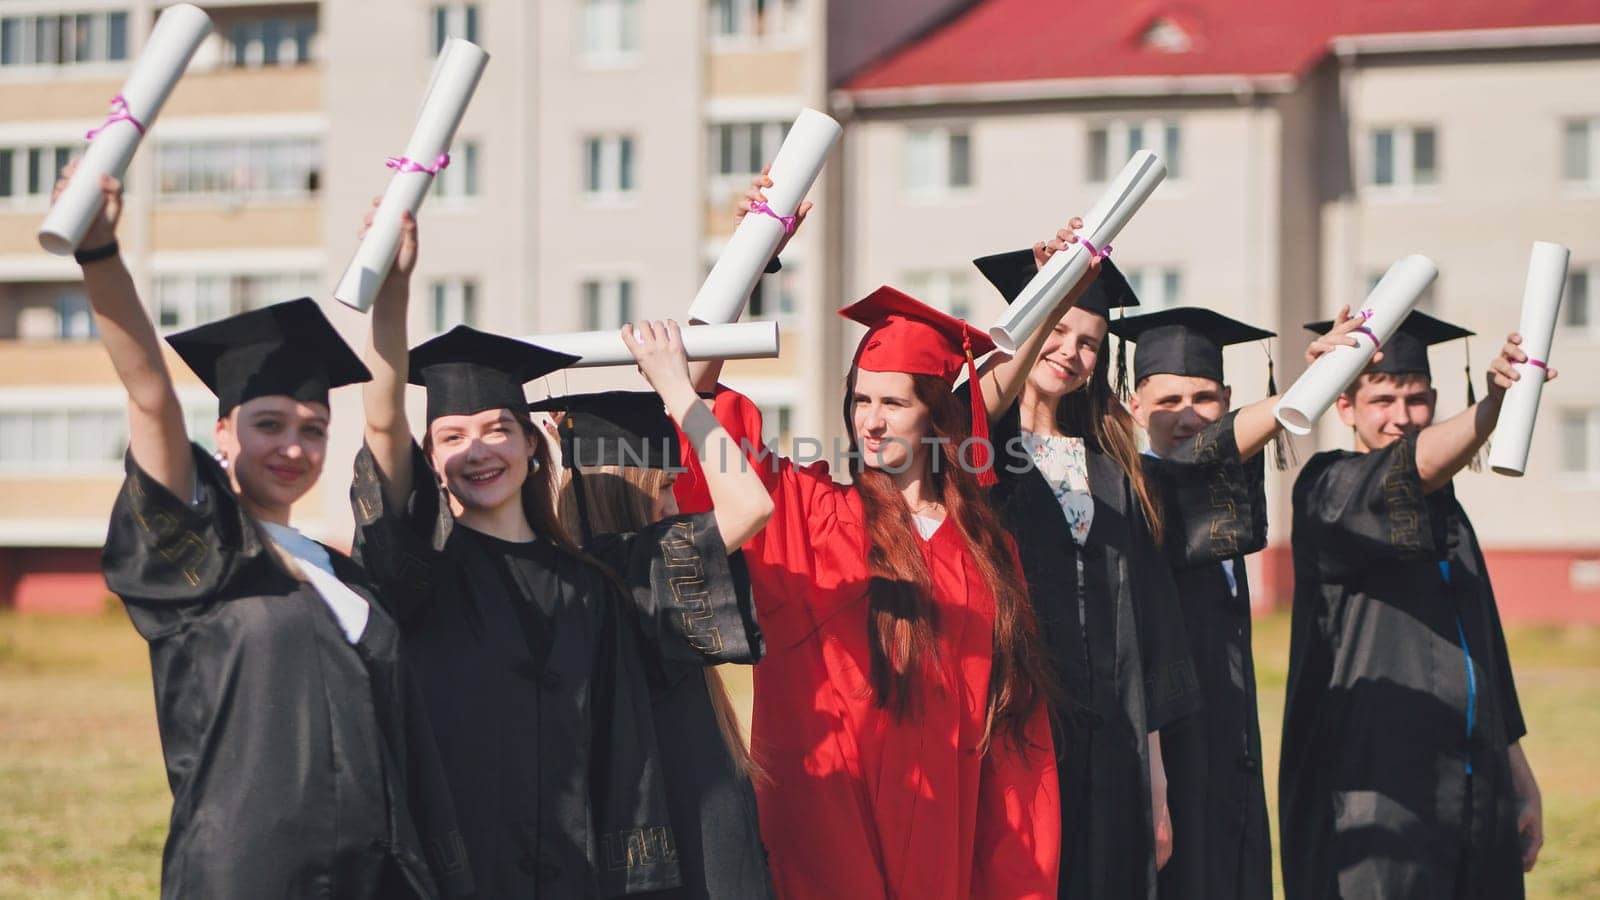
1132, 498, 1202, 730
764, 255, 783, 274
1295, 436, 1437, 581
102, 445, 253, 621
1486, 588, 1528, 744
585, 511, 763, 668
1153, 410, 1269, 567
349, 441, 455, 627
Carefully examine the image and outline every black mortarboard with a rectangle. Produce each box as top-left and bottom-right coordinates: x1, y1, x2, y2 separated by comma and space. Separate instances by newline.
1109, 307, 1276, 385
408, 325, 580, 423
527, 391, 682, 470
971, 248, 1139, 319
1303, 310, 1473, 381
165, 297, 371, 416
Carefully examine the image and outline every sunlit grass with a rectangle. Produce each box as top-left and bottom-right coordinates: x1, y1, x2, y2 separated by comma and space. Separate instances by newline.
2, 609, 1594, 897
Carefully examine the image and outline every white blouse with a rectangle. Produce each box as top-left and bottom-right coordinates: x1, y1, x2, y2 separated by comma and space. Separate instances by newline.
260, 521, 370, 643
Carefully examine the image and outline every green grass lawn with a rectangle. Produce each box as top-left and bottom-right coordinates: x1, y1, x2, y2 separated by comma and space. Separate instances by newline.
2, 608, 1596, 897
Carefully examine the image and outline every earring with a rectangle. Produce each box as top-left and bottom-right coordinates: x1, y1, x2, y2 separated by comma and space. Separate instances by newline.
213, 450, 229, 470
528, 456, 541, 473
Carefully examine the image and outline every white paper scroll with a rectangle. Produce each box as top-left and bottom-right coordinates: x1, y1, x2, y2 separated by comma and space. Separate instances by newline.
987, 150, 1167, 353
1488, 242, 1570, 476
686, 108, 842, 324
333, 39, 489, 311
38, 4, 212, 255
520, 322, 779, 369
1274, 255, 1439, 436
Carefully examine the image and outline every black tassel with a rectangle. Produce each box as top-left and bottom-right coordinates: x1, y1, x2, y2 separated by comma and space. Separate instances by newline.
1266, 343, 1295, 471
1113, 309, 1131, 402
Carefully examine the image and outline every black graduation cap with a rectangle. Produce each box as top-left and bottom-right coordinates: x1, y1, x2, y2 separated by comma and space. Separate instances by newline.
971, 247, 1139, 319
408, 325, 580, 423
1303, 311, 1473, 381
1109, 307, 1276, 385
527, 391, 682, 470
165, 297, 371, 416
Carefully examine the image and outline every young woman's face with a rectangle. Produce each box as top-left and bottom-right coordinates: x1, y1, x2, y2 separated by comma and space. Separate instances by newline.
428, 408, 537, 514
1028, 306, 1108, 400
216, 396, 329, 516
851, 369, 934, 476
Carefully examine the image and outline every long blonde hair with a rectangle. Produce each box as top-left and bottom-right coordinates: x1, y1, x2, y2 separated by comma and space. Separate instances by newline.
558, 464, 763, 782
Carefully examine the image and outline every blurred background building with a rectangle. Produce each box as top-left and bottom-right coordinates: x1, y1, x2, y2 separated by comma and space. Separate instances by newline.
1, 0, 1597, 621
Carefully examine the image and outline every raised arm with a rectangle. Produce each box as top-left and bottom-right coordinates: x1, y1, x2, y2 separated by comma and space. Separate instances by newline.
687, 171, 811, 393
1231, 307, 1373, 459
973, 220, 1099, 421
628, 320, 774, 552
1416, 333, 1555, 493
54, 165, 192, 498
360, 205, 420, 510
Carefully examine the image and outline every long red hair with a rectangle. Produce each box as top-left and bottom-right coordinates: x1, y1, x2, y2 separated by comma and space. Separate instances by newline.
843, 369, 1057, 750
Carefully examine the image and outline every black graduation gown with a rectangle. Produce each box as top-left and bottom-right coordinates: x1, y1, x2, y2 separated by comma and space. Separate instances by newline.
585, 522, 776, 900
1142, 412, 1272, 900
352, 444, 717, 898
988, 399, 1202, 900
102, 446, 465, 900
1282, 436, 1528, 899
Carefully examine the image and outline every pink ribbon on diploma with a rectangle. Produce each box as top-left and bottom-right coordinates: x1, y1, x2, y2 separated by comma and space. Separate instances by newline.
1080, 238, 1113, 259
1352, 309, 1380, 349
385, 153, 451, 176
85, 95, 146, 140
1525, 358, 1548, 370
748, 199, 797, 234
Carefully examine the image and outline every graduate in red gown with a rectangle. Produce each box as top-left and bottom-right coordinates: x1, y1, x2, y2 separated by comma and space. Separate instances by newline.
676, 280, 1094, 899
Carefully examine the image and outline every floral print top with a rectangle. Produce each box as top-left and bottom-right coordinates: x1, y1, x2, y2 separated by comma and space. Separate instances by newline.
1022, 431, 1094, 546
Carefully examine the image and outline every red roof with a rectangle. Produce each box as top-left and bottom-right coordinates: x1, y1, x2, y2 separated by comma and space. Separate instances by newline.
845, 0, 1600, 92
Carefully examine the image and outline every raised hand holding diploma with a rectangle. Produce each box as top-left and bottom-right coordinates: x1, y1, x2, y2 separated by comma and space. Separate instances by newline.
1489, 242, 1570, 476
987, 149, 1167, 352
687, 108, 841, 324
39, 3, 211, 255
1274, 254, 1438, 435
518, 322, 778, 368
334, 38, 489, 312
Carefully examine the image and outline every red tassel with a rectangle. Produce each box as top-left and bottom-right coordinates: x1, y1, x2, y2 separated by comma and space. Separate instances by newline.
964, 330, 997, 487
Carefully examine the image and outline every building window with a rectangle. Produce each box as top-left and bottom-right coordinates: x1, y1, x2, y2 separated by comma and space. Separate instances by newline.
581, 277, 634, 330
1368, 125, 1438, 188
0, 143, 75, 206
1566, 268, 1591, 331
1565, 119, 1599, 187
55, 289, 96, 340
1124, 267, 1183, 311
430, 278, 478, 333
903, 127, 971, 197
583, 135, 635, 200
749, 262, 799, 321
0, 11, 129, 68
709, 0, 802, 44
156, 138, 321, 203
1560, 408, 1600, 476
581, 0, 640, 63
1088, 120, 1182, 181
709, 121, 789, 180
153, 271, 320, 332
901, 270, 974, 321
432, 140, 480, 200
431, 3, 480, 54
226, 14, 317, 67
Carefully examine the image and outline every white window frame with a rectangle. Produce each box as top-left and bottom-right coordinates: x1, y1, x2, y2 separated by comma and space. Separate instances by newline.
579, 276, 635, 331
1087, 118, 1182, 182
226, 14, 318, 69
747, 260, 799, 322
900, 270, 974, 322
155, 137, 322, 205
430, 3, 480, 55
1563, 118, 1600, 190
1123, 266, 1184, 311
1559, 406, 1600, 482
152, 269, 321, 332
0, 142, 77, 209
429, 277, 479, 334
1564, 265, 1594, 336
579, 0, 641, 68
706, 120, 789, 190
0, 9, 129, 73
1366, 124, 1439, 193
901, 125, 972, 201
431, 139, 480, 203
582, 134, 636, 203
708, 0, 804, 49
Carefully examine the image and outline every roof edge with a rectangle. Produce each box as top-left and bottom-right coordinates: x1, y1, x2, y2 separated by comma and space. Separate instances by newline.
839, 72, 1299, 110
1331, 23, 1600, 57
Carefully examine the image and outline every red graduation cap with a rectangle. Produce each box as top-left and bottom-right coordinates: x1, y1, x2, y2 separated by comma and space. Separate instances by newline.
839, 285, 1000, 486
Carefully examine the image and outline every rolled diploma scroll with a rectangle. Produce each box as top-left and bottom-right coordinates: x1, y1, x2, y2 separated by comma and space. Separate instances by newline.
521, 322, 779, 369
987, 149, 1167, 353
1489, 242, 1570, 476
686, 108, 842, 324
1273, 254, 1439, 436
333, 39, 489, 311
38, 4, 212, 255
